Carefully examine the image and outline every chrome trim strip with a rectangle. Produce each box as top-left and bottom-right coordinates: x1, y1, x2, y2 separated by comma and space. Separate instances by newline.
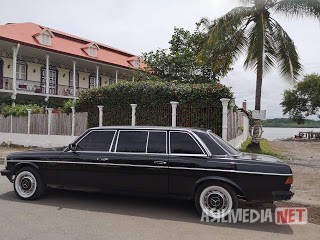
6, 160, 292, 176
145, 131, 150, 153
169, 166, 293, 176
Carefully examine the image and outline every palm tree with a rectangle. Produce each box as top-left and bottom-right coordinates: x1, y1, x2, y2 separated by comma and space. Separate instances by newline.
199, 0, 320, 149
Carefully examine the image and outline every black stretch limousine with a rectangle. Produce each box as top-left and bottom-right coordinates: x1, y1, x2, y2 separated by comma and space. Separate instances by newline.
1, 126, 294, 218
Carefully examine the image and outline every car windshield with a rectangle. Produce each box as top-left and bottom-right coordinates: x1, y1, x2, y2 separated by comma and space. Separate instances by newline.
207, 131, 241, 156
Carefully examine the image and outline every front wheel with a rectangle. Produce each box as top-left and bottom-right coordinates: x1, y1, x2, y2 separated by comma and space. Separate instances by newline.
195, 182, 238, 219
14, 167, 46, 200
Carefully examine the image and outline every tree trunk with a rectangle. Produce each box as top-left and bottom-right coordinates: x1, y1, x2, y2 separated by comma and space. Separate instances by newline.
248, 65, 263, 151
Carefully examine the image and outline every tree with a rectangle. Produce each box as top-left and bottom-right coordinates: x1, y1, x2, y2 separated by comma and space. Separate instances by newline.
281, 74, 320, 123
142, 24, 231, 83
199, 0, 320, 149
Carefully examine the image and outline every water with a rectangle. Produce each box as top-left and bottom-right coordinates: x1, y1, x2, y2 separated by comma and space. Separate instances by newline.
262, 127, 320, 140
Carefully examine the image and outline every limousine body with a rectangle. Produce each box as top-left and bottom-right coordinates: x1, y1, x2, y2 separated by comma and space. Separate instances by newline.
1, 126, 294, 218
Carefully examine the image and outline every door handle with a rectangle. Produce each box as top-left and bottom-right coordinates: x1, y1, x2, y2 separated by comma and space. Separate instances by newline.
154, 161, 167, 165
97, 158, 109, 161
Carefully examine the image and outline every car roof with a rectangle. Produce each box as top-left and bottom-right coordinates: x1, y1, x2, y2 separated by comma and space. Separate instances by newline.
89, 126, 210, 133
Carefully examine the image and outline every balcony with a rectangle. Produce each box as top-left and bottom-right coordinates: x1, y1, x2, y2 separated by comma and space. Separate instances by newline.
1, 77, 86, 97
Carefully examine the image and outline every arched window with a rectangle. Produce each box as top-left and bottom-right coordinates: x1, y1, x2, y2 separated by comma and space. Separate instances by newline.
16, 60, 27, 80
69, 71, 79, 88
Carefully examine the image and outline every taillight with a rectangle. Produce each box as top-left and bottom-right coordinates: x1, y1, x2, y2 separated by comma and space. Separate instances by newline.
285, 176, 293, 185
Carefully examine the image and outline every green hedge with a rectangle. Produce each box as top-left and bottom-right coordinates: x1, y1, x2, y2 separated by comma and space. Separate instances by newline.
76, 80, 233, 132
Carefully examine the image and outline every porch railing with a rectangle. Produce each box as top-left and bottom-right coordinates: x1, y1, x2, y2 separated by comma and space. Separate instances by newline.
1, 77, 86, 97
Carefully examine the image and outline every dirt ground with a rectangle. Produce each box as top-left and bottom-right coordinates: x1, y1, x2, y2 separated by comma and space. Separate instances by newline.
269, 140, 320, 224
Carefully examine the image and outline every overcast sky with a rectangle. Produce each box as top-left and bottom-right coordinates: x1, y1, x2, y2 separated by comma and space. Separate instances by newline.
1, 0, 320, 119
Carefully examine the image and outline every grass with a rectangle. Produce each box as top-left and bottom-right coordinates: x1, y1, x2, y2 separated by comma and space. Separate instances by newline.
240, 138, 279, 157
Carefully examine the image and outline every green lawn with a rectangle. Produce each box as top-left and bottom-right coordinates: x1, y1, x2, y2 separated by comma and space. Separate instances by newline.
239, 138, 278, 157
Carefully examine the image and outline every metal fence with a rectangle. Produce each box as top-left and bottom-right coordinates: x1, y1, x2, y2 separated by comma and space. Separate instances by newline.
96, 104, 222, 136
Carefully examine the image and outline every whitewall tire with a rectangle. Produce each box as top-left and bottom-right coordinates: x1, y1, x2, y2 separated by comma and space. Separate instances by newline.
195, 182, 238, 219
14, 167, 46, 200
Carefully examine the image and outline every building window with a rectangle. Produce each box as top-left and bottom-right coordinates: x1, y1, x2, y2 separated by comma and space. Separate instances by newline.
88, 47, 97, 57
69, 71, 79, 88
16, 61, 27, 80
89, 73, 101, 88
41, 33, 52, 46
109, 77, 116, 85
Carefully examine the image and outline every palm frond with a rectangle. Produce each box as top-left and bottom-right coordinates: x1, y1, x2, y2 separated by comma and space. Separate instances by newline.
274, 0, 320, 19
270, 18, 302, 83
198, 6, 254, 75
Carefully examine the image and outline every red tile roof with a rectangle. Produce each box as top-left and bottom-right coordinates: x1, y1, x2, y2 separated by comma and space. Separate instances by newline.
0, 22, 145, 70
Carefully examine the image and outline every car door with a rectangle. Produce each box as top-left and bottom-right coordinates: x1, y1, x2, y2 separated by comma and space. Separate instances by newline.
168, 131, 211, 196
107, 130, 169, 195
55, 130, 117, 189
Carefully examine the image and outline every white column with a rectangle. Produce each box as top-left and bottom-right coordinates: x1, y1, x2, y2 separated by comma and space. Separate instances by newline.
229, 102, 235, 140
97, 105, 104, 127
170, 101, 179, 127
27, 108, 32, 135
72, 60, 76, 97
115, 70, 118, 83
71, 106, 75, 136
220, 98, 230, 141
96, 66, 99, 88
130, 104, 137, 126
47, 108, 53, 135
132, 75, 135, 82
12, 44, 20, 98
46, 54, 50, 94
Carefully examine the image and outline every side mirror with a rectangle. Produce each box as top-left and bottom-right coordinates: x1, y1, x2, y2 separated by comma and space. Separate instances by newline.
68, 143, 77, 152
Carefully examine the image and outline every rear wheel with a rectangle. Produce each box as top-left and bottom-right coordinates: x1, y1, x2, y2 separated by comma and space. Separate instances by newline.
195, 182, 238, 219
14, 167, 46, 200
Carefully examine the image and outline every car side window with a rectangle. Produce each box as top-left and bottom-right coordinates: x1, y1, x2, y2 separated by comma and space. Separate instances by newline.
116, 131, 148, 153
170, 132, 204, 155
147, 131, 167, 154
77, 130, 115, 151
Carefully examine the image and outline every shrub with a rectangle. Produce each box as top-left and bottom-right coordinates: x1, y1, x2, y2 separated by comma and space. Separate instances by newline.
2, 104, 44, 117
76, 81, 233, 130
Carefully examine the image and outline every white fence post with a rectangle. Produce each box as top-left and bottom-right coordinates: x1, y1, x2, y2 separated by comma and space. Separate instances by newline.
130, 104, 137, 126
170, 101, 179, 127
97, 105, 104, 127
220, 98, 230, 141
27, 109, 32, 135
229, 102, 235, 140
47, 108, 53, 135
10, 115, 13, 134
71, 107, 75, 136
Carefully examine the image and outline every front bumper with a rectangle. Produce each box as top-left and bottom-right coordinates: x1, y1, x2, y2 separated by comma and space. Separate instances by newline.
1, 169, 13, 182
272, 189, 294, 201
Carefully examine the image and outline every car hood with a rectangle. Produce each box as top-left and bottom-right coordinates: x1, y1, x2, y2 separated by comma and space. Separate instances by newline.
6, 147, 66, 160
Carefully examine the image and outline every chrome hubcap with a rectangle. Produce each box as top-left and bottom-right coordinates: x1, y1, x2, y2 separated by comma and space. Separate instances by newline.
200, 186, 232, 218
15, 171, 37, 198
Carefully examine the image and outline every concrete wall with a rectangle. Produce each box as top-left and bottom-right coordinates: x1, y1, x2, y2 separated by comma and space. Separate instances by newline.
2, 57, 13, 78
0, 133, 78, 148
228, 114, 250, 149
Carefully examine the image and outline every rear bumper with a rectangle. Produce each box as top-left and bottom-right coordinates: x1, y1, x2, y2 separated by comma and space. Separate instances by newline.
272, 190, 294, 201
1, 169, 13, 182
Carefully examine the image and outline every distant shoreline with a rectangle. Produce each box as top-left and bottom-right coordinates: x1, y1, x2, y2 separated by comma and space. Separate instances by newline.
263, 126, 320, 128
262, 118, 320, 128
